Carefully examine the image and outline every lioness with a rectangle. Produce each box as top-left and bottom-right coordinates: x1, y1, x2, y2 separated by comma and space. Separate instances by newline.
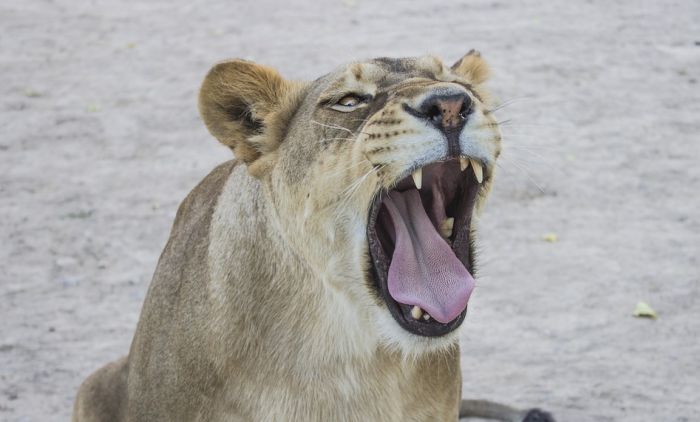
73, 51, 555, 422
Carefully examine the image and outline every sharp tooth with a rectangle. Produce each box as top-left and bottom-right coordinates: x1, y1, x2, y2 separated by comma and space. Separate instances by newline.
423, 313, 431, 321
411, 168, 422, 189
411, 305, 423, 320
440, 217, 454, 239
460, 157, 469, 171
470, 159, 483, 183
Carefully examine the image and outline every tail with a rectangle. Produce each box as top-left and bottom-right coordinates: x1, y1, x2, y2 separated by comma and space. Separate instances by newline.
73, 357, 128, 422
459, 399, 555, 422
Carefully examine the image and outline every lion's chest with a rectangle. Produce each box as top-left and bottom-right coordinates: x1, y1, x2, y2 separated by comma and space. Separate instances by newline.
204, 358, 459, 422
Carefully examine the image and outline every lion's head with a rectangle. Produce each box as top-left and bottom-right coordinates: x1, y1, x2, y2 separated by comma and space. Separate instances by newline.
199, 52, 500, 355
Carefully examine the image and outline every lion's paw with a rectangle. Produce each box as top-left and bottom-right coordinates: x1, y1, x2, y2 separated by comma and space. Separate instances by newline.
522, 408, 556, 422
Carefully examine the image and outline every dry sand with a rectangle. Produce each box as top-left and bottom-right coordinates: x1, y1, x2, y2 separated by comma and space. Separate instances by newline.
1, 0, 699, 421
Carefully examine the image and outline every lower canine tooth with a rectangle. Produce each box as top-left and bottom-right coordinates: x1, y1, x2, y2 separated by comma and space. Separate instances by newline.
470, 159, 483, 183
412, 168, 422, 189
440, 217, 454, 238
411, 305, 423, 320
460, 157, 469, 171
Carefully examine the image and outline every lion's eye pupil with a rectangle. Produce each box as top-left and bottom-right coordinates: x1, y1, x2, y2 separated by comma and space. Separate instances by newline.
329, 94, 369, 112
339, 96, 359, 107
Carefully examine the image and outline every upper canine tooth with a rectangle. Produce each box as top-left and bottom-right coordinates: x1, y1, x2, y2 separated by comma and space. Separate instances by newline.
460, 157, 469, 171
412, 168, 422, 189
470, 159, 483, 183
440, 217, 454, 239
411, 305, 423, 320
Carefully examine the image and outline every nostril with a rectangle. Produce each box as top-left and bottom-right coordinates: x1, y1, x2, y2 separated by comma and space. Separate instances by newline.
458, 98, 472, 119
426, 104, 442, 123
407, 92, 471, 129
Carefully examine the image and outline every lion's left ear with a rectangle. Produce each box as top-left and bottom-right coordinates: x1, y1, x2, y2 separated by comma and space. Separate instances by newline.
199, 59, 301, 175
451, 50, 490, 84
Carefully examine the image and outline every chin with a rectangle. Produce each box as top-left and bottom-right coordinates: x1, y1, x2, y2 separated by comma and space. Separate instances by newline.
372, 304, 462, 358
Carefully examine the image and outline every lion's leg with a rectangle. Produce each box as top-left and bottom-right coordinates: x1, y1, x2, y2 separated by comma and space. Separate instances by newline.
459, 399, 555, 422
73, 356, 128, 422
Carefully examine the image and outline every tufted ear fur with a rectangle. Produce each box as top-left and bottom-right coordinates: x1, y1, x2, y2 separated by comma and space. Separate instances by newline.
451, 50, 490, 85
199, 59, 301, 174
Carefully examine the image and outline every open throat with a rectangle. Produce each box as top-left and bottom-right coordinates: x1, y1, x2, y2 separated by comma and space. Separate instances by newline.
368, 159, 481, 337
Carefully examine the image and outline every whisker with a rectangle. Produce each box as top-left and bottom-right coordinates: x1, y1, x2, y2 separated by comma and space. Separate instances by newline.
320, 136, 354, 144
501, 153, 559, 176
499, 122, 572, 130
501, 138, 556, 147
311, 120, 355, 135
342, 164, 380, 198
334, 166, 381, 223
487, 96, 534, 113
495, 161, 546, 194
503, 146, 553, 167
325, 161, 366, 178
347, 116, 373, 124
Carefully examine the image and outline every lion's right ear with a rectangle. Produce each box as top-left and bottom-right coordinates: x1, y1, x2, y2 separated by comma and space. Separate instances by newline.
198, 59, 294, 166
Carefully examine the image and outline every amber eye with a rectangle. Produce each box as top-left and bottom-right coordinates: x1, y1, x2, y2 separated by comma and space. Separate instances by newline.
330, 94, 368, 112
338, 95, 360, 107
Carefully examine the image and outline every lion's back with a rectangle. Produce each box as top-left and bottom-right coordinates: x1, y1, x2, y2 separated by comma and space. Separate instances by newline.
73, 160, 241, 422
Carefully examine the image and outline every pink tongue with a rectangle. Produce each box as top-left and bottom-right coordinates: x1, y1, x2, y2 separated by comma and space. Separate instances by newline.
383, 190, 475, 324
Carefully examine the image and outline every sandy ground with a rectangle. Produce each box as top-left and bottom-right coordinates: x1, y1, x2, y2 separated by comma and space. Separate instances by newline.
1, 0, 699, 421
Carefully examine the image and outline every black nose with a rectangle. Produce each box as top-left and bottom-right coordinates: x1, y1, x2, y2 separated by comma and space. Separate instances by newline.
401, 92, 472, 157
419, 93, 472, 130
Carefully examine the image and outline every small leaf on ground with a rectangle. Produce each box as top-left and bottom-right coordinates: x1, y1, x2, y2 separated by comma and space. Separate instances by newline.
542, 232, 558, 242
633, 301, 657, 319
24, 89, 42, 98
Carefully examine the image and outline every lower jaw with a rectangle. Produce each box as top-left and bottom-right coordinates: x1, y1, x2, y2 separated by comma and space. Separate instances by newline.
372, 261, 469, 337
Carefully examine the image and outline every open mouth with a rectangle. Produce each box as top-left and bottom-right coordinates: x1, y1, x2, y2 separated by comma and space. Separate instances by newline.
367, 157, 484, 337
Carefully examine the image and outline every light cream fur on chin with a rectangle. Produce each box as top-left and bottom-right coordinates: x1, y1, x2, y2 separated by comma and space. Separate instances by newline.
73, 53, 554, 422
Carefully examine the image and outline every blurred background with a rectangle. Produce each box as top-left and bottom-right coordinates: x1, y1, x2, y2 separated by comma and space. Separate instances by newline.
1, 0, 699, 421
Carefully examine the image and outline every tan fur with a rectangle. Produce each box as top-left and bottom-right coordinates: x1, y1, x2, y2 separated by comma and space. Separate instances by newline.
74, 52, 551, 422
451, 50, 490, 85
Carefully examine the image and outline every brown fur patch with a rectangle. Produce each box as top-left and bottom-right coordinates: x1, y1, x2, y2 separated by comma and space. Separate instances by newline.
199, 60, 307, 173
451, 50, 490, 85
351, 63, 363, 81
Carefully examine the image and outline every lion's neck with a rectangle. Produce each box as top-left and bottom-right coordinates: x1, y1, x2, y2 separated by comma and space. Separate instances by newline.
206, 167, 380, 372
